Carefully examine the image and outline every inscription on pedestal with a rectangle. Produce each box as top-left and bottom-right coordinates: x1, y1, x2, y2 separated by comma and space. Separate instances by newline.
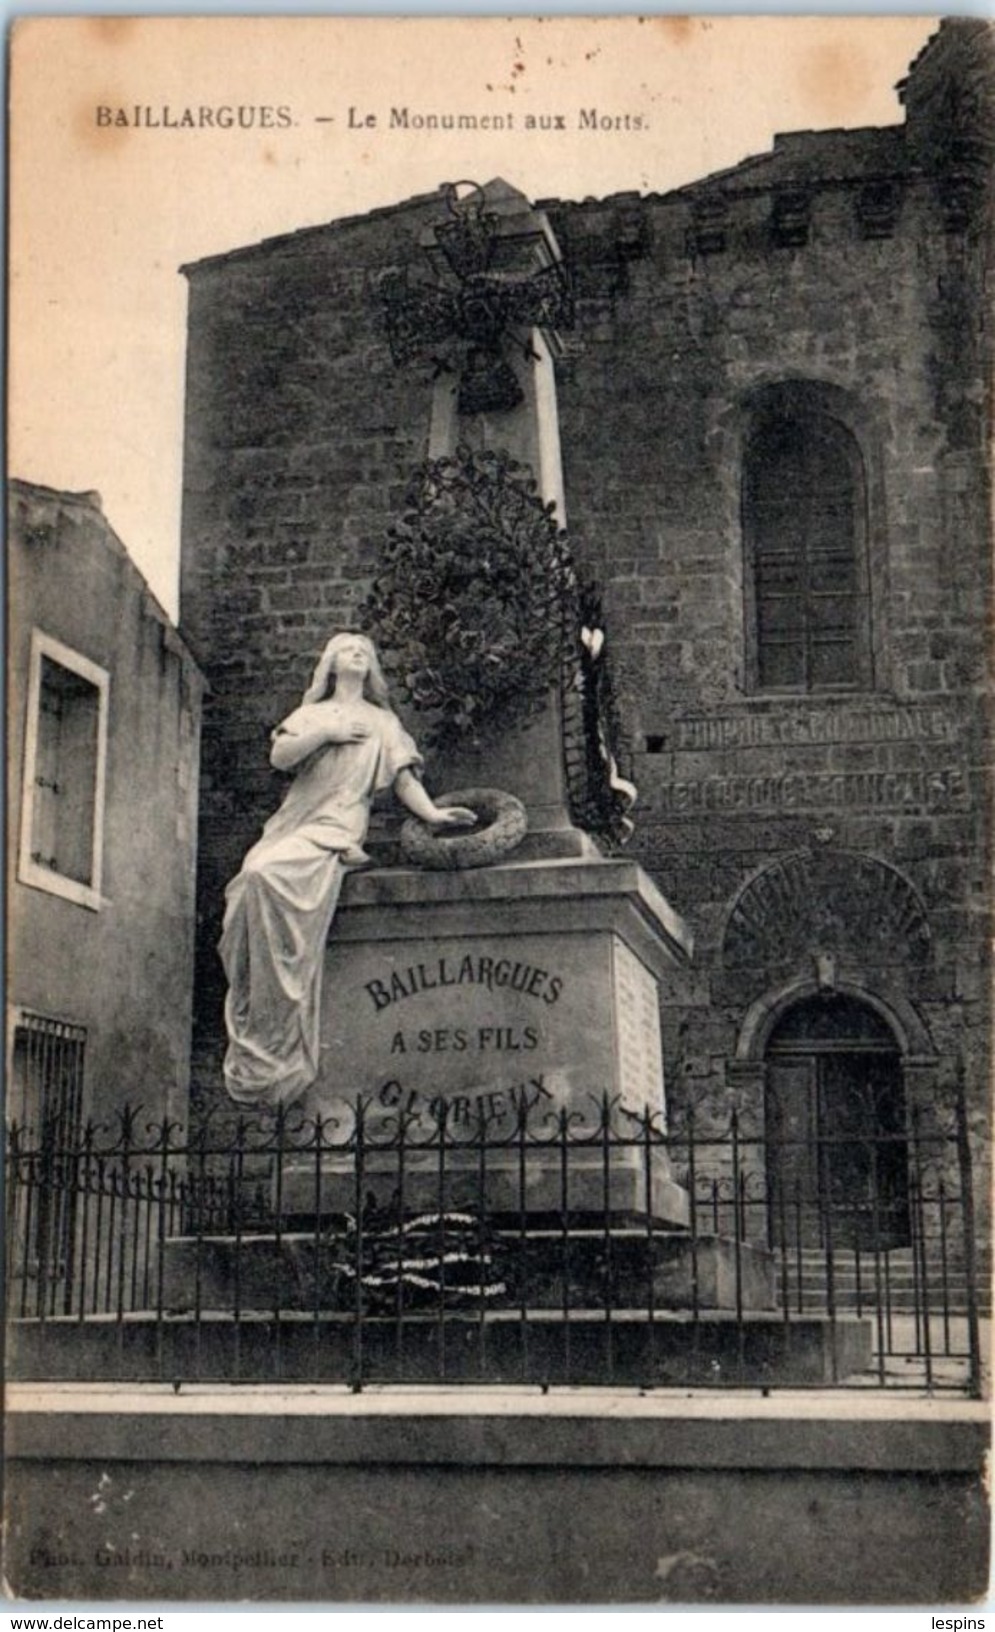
612, 941, 665, 1123
314, 929, 666, 1136
281, 868, 690, 1223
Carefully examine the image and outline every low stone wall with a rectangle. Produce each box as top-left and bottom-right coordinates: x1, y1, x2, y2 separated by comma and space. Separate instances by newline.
5, 1388, 989, 1604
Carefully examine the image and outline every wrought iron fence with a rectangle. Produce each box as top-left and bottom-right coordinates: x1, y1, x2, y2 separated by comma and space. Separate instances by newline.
5, 1094, 985, 1395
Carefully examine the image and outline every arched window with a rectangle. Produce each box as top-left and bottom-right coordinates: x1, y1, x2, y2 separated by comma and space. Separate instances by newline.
743, 408, 872, 692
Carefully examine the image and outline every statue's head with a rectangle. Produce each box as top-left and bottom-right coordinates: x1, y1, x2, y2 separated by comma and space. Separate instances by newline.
303, 632, 389, 707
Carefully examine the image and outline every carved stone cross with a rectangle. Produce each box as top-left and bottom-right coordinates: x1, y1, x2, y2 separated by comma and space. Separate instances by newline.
380, 178, 575, 417
379, 177, 595, 856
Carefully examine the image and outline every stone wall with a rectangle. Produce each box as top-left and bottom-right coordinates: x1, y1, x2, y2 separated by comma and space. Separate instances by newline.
536, 52, 992, 1158
5, 1393, 989, 1604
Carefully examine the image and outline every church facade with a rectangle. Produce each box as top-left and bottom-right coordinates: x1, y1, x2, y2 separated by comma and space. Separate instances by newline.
179, 21, 992, 1230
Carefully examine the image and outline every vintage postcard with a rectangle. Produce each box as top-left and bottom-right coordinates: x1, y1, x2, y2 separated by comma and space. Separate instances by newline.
6, 13, 991, 1609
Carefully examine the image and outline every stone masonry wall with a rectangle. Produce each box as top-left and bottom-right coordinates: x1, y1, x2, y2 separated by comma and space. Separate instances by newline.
541, 141, 991, 1155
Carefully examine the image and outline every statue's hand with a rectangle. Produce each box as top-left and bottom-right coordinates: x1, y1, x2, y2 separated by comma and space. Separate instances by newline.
326, 721, 371, 744
431, 806, 477, 828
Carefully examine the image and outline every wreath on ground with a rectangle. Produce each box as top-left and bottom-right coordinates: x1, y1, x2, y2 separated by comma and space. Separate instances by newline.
309, 1209, 513, 1313
361, 445, 578, 755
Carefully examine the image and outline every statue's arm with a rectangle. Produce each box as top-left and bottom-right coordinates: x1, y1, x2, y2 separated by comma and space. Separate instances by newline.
394, 768, 476, 828
270, 728, 324, 772
270, 709, 368, 772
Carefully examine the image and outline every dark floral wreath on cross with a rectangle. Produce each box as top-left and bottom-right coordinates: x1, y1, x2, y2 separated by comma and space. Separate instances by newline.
363, 446, 637, 849
362, 445, 577, 755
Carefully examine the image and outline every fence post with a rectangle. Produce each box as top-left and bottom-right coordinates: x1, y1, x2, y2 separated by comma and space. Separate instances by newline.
682, 1108, 701, 1386
351, 1097, 367, 1391
731, 1108, 744, 1381
393, 1107, 408, 1380
910, 1103, 934, 1390
434, 1097, 452, 1384
307, 1111, 324, 1383
64, 1123, 82, 1317
954, 1067, 983, 1400
558, 1106, 571, 1386
600, 1093, 615, 1386
516, 1096, 530, 1382
115, 1106, 136, 1353
233, 1115, 248, 1383
868, 1136, 887, 1386
475, 1098, 490, 1381
641, 1107, 656, 1385
153, 1117, 172, 1378
816, 1117, 838, 1384
8, 1127, 26, 1316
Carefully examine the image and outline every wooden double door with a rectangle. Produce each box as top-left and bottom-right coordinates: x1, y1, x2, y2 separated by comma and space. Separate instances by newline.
764, 1021, 910, 1249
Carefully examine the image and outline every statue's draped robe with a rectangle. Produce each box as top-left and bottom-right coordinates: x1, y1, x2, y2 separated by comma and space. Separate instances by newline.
220, 702, 422, 1108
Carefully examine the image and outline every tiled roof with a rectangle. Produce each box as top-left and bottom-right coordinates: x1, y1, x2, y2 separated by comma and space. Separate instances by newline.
181, 123, 914, 275
672, 124, 911, 200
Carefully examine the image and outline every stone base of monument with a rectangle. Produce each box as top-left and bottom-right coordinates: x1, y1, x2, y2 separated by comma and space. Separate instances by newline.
273, 1148, 690, 1226
24, 1217, 879, 1390
285, 856, 695, 1230
160, 1229, 775, 1314
7, 1308, 873, 1388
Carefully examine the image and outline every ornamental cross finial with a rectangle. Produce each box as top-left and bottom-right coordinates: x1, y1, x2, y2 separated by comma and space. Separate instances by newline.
379, 179, 574, 414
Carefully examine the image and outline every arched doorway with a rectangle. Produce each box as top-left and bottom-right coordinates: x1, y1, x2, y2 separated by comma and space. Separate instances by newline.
764, 993, 910, 1248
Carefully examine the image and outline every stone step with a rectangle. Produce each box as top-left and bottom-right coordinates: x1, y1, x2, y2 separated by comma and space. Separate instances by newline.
787, 1250, 985, 1267
776, 1280, 979, 1309
779, 1298, 975, 1313
7, 1307, 873, 1389
778, 1274, 972, 1290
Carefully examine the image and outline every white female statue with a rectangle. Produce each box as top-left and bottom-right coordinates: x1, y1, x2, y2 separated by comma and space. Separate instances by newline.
219, 632, 474, 1109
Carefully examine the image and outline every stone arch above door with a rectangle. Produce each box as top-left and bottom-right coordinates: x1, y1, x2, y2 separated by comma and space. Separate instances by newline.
734, 972, 936, 1064
722, 850, 932, 972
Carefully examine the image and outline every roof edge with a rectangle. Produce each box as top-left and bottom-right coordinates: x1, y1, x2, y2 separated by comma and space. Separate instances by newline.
8, 477, 202, 677
180, 185, 448, 277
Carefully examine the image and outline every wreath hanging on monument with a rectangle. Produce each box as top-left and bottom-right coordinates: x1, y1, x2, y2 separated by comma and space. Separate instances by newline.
361, 445, 578, 755
363, 445, 636, 854
561, 580, 638, 850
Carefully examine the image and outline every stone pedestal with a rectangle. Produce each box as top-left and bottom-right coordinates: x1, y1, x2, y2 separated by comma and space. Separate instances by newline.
281, 856, 693, 1223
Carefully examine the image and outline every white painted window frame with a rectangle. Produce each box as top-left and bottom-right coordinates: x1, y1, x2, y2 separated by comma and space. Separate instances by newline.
18, 629, 109, 912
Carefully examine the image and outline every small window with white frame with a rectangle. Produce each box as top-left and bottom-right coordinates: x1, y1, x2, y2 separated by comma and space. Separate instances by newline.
19, 630, 109, 911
